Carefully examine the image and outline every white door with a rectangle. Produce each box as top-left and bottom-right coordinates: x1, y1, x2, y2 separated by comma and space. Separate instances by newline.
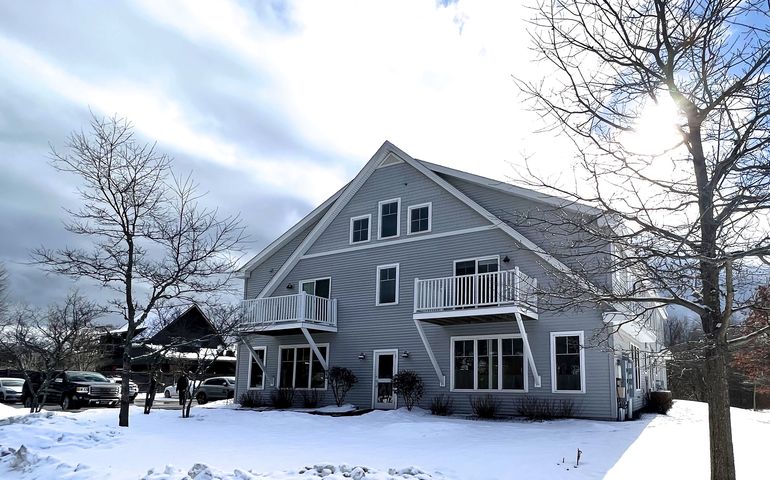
372, 350, 398, 409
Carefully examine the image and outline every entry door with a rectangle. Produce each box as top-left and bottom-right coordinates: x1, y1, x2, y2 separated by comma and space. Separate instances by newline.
454, 257, 499, 306
373, 350, 398, 409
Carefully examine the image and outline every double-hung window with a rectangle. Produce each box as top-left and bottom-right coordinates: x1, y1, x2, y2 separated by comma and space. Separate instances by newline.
349, 214, 371, 244
451, 336, 526, 391
376, 264, 399, 305
551, 331, 585, 393
378, 198, 400, 239
247, 347, 266, 389
407, 202, 431, 234
279, 345, 328, 389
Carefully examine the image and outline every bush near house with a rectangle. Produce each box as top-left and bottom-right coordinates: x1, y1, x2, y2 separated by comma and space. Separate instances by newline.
646, 391, 674, 415
328, 366, 358, 407
430, 394, 454, 416
470, 394, 500, 419
239, 391, 264, 408
392, 370, 424, 411
301, 389, 320, 408
271, 387, 295, 408
515, 396, 577, 420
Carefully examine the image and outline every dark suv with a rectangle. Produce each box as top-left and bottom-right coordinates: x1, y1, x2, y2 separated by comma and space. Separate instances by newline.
22, 371, 121, 410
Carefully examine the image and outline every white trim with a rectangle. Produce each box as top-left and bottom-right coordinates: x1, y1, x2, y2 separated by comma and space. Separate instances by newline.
301, 225, 496, 260
377, 197, 401, 240
246, 347, 267, 390
449, 334, 528, 393
417, 159, 600, 216
298, 276, 332, 298
407, 202, 432, 235
276, 343, 330, 390
349, 214, 372, 245
376, 263, 400, 306
257, 142, 398, 298
550, 331, 586, 394
413, 304, 538, 321
372, 349, 399, 409
236, 185, 346, 278
452, 255, 500, 275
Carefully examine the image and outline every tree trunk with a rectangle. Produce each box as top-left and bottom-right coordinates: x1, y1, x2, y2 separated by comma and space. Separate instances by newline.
118, 348, 132, 427
703, 343, 736, 480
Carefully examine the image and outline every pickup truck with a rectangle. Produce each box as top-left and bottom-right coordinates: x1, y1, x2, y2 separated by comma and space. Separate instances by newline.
22, 371, 122, 410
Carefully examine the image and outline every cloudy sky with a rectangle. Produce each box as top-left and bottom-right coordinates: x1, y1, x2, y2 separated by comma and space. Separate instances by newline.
0, 0, 578, 313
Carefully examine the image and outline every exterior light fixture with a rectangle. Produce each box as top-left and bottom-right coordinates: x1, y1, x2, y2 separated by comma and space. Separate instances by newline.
503, 255, 510, 263
401, 351, 410, 358
286, 283, 294, 289
358, 353, 366, 360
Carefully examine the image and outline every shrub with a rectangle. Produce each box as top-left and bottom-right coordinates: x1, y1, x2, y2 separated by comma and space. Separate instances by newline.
470, 394, 500, 419
270, 387, 295, 408
515, 396, 577, 420
392, 370, 424, 411
646, 391, 673, 414
430, 394, 454, 416
301, 389, 321, 408
238, 390, 264, 408
328, 366, 358, 407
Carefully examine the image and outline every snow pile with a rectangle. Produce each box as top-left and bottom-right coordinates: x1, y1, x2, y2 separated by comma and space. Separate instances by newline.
0, 446, 92, 480
142, 463, 440, 480
0, 402, 22, 420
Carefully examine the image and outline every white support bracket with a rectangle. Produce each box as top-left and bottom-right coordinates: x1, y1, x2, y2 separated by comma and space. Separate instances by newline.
301, 327, 329, 371
413, 319, 446, 387
236, 334, 266, 372
515, 312, 541, 388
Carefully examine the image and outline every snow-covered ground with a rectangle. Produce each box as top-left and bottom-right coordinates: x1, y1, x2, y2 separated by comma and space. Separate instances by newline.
0, 400, 766, 479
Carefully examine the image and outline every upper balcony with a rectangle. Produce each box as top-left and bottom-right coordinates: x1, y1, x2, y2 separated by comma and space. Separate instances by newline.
413, 267, 538, 324
240, 292, 338, 334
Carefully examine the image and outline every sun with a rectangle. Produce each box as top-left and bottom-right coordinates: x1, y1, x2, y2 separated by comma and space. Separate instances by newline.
621, 97, 683, 156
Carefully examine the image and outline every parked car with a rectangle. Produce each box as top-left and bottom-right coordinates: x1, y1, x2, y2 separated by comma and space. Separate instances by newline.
22, 371, 121, 410
0, 377, 25, 403
107, 376, 139, 401
163, 384, 192, 398
193, 376, 235, 404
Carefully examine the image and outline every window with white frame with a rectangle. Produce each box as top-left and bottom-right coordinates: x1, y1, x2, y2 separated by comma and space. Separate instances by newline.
378, 198, 400, 239
631, 344, 641, 390
279, 345, 328, 389
247, 347, 266, 389
551, 331, 585, 393
299, 277, 331, 299
407, 203, 431, 234
451, 336, 526, 391
376, 264, 399, 305
349, 215, 371, 244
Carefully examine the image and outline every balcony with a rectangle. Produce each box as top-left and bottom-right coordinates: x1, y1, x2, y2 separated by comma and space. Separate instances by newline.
413, 267, 538, 324
241, 292, 338, 333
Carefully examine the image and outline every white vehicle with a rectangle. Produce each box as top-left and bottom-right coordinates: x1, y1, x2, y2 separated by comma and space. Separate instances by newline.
107, 376, 139, 401
0, 377, 24, 403
163, 384, 192, 398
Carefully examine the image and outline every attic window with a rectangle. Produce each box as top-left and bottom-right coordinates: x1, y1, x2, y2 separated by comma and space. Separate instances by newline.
378, 198, 400, 239
350, 214, 371, 244
408, 202, 432, 234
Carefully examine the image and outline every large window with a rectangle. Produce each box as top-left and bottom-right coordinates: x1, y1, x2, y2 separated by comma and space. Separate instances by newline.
551, 331, 585, 393
376, 264, 399, 305
378, 198, 400, 239
451, 336, 526, 391
349, 214, 371, 244
407, 202, 432, 234
279, 345, 328, 389
631, 344, 641, 390
247, 347, 266, 390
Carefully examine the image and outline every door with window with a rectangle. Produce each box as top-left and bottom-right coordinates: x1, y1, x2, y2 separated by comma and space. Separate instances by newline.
454, 257, 499, 306
300, 278, 331, 321
372, 350, 398, 409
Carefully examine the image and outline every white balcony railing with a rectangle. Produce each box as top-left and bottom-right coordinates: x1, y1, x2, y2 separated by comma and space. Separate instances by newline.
241, 292, 337, 330
414, 267, 537, 315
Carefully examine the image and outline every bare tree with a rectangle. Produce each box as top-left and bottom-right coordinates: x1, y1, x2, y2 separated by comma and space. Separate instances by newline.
33, 115, 244, 427
0, 292, 104, 412
516, 2, 770, 478
0, 262, 8, 321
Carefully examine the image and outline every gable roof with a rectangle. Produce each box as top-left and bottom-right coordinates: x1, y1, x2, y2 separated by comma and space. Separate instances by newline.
250, 140, 598, 299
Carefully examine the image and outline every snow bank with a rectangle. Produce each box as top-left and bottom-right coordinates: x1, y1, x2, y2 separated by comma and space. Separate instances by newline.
141, 463, 440, 480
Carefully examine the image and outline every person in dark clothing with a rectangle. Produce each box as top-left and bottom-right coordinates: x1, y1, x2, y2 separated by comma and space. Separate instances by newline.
176, 373, 189, 406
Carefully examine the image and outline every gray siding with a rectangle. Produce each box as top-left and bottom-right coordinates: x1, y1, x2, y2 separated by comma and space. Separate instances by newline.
307, 162, 489, 255
240, 225, 616, 419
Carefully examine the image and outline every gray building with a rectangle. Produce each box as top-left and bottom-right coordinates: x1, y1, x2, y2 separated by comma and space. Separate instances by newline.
234, 141, 666, 420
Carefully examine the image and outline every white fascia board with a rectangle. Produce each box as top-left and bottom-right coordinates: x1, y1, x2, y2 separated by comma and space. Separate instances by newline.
603, 311, 658, 344
235, 184, 347, 279
256, 141, 399, 298
418, 159, 602, 216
